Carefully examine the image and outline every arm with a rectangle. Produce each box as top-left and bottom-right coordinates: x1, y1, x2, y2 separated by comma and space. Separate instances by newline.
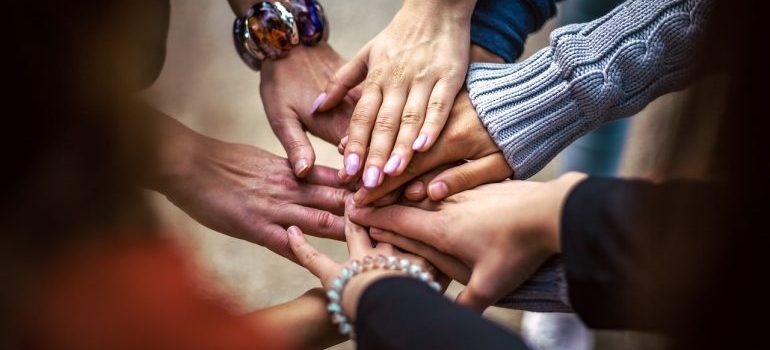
467, 0, 713, 179
561, 177, 725, 332
245, 289, 345, 350
471, 0, 557, 63
355, 277, 530, 350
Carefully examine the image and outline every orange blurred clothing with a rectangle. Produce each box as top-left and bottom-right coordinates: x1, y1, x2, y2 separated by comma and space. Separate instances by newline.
24, 237, 288, 350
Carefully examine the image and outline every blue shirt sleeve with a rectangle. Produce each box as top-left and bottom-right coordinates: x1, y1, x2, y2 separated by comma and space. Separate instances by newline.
471, 0, 557, 62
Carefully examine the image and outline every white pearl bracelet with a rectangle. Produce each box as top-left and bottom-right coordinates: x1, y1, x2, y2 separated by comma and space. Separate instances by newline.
326, 254, 442, 338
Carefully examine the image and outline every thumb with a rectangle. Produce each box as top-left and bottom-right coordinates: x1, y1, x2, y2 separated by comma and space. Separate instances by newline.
427, 153, 512, 201
456, 256, 518, 312
317, 46, 369, 113
269, 115, 316, 177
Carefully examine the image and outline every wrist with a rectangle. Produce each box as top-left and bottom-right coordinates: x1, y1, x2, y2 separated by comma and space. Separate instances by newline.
547, 172, 588, 253
340, 269, 405, 321
147, 117, 210, 195
470, 44, 504, 63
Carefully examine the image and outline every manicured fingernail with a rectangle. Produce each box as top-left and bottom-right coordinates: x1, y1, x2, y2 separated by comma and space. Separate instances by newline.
412, 134, 428, 151
288, 226, 300, 237
428, 181, 449, 200
383, 154, 402, 175
363, 166, 380, 188
344, 153, 360, 176
294, 159, 310, 176
310, 92, 327, 114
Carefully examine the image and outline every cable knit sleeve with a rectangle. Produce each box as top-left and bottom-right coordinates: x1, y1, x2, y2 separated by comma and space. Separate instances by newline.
466, 0, 712, 179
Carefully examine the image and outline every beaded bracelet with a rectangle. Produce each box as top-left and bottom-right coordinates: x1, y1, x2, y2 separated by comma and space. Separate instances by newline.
326, 255, 442, 338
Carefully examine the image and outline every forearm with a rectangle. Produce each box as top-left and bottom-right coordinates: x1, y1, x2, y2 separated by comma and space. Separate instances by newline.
471, 0, 557, 62
467, 0, 713, 179
245, 289, 345, 350
356, 277, 529, 350
561, 177, 726, 332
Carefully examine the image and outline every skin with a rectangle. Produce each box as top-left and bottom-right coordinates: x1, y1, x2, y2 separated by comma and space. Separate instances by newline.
348, 91, 513, 206
347, 172, 588, 311
260, 43, 361, 177
246, 288, 345, 350
286, 211, 443, 320
147, 114, 350, 261
317, 0, 478, 189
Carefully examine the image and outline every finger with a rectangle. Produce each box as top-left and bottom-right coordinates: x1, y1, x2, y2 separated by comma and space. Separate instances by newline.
337, 135, 348, 155
363, 88, 408, 188
427, 153, 512, 201
344, 207, 374, 257
297, 184, 347, 215
371, 187, 402, 207
414, 78, 464, 152
287, 226, 338, 282
370, 228, 470, 284
402, 164, 456, 202
258, 224, 298, 263
317, 47, 370, 113
346, 201, 439, 246
303, 164, 344, 188
353, 146, 449, 206
277, 205, 345, 241
386, 83, 431, 176
268, 115, 315, 177
456, 255, 529, 312
343, 76, 383, 177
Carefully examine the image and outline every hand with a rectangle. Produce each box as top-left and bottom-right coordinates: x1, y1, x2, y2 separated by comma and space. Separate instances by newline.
149, 116, 349, 260
349, 91, 512, 206
316, 0, 476, 188
347, 172, 588, 311
260, 43, 360, 177
286, 213, 443, 319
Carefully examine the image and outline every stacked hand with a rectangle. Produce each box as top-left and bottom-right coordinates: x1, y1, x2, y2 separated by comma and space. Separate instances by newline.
348, 173, 587, 311
150, 116, 350, 261
316, 0, 476, 188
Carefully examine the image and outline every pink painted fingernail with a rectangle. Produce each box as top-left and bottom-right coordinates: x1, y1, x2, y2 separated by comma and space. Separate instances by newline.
412, 134, 428, 151
383, 154, 402, 175
310, 92, 327, 114
344, 153, 360, 175
363, 166, 380, 188
428, 181, 449, 200
287, 226, 300, 237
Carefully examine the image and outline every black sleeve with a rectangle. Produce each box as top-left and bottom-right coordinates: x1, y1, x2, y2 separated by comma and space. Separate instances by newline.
561, 177, 726, 333
355, 277, 529, 350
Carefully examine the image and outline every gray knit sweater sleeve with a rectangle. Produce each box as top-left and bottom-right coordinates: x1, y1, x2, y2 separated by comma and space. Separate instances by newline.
466, 0, 712, 179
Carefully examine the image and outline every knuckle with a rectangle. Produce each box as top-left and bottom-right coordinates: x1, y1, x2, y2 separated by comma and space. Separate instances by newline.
284, 138, 308, 153
315, 211, 337, 230
351, 108, 374, 126
400, 111, 423, 126
269, 173, 299, 192
373, 118, 397, 134
448, 169, 473, 190
427, 99, 448, 115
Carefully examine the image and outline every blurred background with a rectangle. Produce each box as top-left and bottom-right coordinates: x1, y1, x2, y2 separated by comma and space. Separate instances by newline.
146, 1, 679, 349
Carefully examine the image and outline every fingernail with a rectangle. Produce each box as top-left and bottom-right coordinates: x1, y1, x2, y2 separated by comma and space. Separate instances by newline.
310, 92, 327, 114
412, 134, 428, 151
344, 153, 360, 176
363, 166, 380, 188
294, 159, 310, 176
405, 181, 425, 197
383, 154, 402, 175
370, 227, 383, 235
287, 226, 300, 237
428, 181, 449, 200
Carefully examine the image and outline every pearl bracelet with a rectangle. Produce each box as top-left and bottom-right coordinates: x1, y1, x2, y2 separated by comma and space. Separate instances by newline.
326, 255, 441, 338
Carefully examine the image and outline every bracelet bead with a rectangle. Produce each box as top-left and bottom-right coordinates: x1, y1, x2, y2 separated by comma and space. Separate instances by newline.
325, 255, 442, 339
